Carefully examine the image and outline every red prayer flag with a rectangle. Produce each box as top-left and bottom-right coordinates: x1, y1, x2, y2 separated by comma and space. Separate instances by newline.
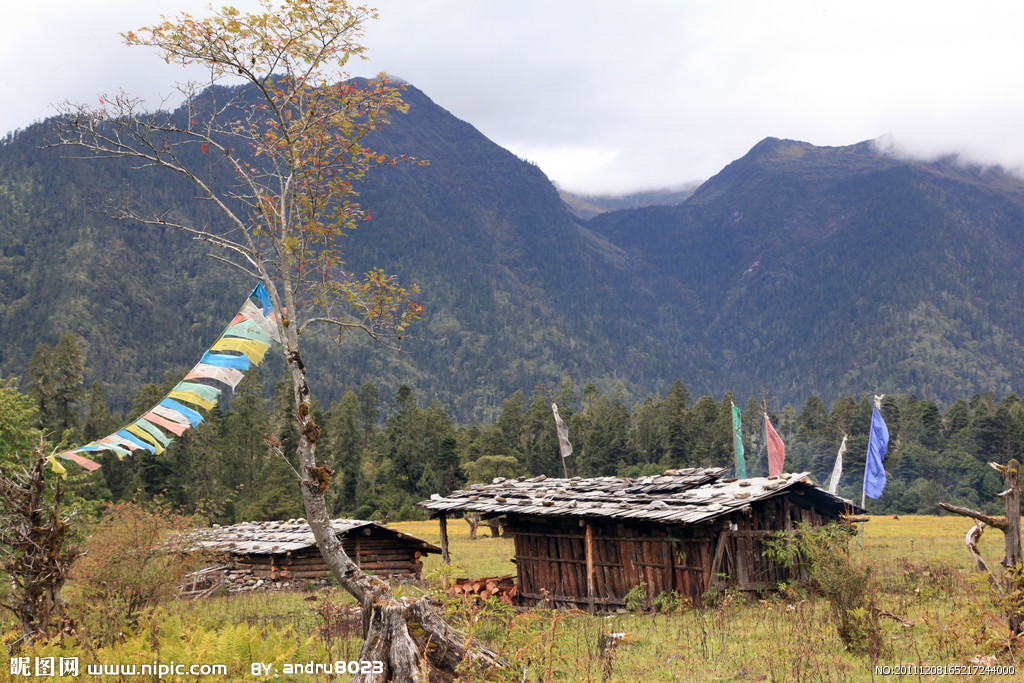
765, 414, 786, 476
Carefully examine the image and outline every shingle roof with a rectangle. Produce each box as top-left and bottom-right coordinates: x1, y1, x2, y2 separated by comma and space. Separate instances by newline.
186, 518, 441, 555
418, 468, 859, 525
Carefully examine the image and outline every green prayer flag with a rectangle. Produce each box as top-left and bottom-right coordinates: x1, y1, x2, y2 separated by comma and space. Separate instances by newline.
732, 404, 747, 479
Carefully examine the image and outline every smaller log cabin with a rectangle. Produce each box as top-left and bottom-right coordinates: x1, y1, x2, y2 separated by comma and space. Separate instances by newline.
419, 469, 860, 611
185, 518, 440, 592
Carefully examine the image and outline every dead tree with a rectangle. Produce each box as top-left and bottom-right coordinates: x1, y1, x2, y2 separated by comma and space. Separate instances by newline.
940, 458, 1022, 639
465, 512, 480, 540
0, 443, 80, 649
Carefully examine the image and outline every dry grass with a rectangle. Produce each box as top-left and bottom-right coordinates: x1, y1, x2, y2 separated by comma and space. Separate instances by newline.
390, 518, 516, 579
3, 515, 1020, 682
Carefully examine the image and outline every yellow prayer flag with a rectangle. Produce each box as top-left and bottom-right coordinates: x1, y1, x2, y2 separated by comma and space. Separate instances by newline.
167, 389, 217, 412
210, 337, 270, 365
47, 455, 68, 478
125, 424, 166, 455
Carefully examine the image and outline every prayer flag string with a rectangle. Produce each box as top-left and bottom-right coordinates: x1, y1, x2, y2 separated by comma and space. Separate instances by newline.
53, 283, 279, 472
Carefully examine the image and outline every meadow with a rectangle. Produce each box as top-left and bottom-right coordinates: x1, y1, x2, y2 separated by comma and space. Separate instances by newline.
2, 515, 1020, 682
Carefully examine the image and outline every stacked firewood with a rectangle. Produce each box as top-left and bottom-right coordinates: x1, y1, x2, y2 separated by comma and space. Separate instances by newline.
448, 575, 517, 603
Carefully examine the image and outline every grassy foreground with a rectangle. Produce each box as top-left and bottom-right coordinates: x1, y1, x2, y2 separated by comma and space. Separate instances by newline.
1, 515, 1020, 682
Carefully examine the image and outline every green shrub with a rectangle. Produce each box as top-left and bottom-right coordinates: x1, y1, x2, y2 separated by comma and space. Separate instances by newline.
67, 501, 218, 645
764, 523, 885, 655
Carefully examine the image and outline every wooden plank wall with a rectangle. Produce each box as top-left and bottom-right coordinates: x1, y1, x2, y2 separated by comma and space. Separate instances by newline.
511, 518, 689, 609
509, 493, 834, 610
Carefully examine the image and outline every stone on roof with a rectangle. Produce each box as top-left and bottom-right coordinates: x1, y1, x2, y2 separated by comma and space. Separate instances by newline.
418, 467, 859, 525
186, 518, 440, 556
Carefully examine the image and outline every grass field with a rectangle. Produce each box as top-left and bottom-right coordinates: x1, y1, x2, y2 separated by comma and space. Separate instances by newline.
2, 515, 1020, 682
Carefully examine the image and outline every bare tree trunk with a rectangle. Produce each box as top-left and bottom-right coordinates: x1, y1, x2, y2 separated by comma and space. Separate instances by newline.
940, 458, 1022, 639
286, 350, 504, 680
465, 512, 480, 540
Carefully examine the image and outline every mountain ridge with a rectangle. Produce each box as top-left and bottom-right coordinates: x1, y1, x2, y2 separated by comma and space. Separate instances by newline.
2, 83, 1024, 420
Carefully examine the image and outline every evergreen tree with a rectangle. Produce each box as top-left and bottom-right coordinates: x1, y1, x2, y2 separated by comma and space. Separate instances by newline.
385, 384, 422, 494
416, 401, 459, 497
525, 382, 560, 476
495, 390, 526, 465
659, 380, 691, 465
28, 334, 85, 441
220, 371, 271, 502
0, 379, 38, 467
82, 383, 120, 443
326, 389, 363, 514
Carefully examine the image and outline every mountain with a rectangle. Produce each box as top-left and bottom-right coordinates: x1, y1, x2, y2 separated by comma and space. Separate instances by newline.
3, 85, 1024, 421
0, 83, 694, 420
587, 137, 1024, 401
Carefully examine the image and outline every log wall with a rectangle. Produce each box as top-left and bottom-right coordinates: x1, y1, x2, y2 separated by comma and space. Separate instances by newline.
232, 532, 426, 585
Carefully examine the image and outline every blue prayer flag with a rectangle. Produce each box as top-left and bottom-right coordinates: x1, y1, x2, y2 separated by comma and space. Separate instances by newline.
158, 398, 205, 427
200, 350, 252, 370
252, 282, 274, 316
863, 405, 889, 499
116, 429, 155, 454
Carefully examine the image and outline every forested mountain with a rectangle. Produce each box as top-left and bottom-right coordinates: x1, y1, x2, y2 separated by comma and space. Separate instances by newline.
3, 83, 1024, 423
588, 137, 1024, 403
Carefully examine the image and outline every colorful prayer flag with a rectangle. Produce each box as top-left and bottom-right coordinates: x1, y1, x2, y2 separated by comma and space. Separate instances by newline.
186, 362, 246, 388
53, 283, 280, 472
765, 414, 786, 476
210, 337, 270, 365
252, 282, 274, 315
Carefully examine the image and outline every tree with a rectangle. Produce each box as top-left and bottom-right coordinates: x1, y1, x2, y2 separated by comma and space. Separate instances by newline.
326, 388, 363, 514
55, 1, 500, 677
28, 334, 85, 441
1, 379, 38, 466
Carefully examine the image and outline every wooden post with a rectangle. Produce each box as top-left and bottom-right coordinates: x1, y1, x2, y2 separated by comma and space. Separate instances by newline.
585, 521, 596, 614
439, 514, 450, 565
1004, 459, 1021, 636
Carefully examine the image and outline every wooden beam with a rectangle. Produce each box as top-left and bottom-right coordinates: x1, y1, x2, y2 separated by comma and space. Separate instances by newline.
585, 521, 596, 614
710, 529, 729, 579
1003, 459, 1021, 636
938, 503, 1009, 531
439, 514, 450, 564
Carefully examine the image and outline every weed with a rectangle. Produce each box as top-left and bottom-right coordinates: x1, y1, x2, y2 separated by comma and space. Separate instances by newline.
624, 582, 647, 612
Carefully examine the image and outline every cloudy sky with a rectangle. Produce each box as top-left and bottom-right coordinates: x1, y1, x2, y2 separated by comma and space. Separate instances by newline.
4, 0, 1024, 193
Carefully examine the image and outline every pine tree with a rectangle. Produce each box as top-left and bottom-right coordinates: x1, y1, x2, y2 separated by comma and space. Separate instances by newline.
28, 334, 85, 441
326, 389, 363, 514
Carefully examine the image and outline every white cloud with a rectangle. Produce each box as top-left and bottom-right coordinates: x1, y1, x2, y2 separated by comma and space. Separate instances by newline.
6, 0, 1024, 193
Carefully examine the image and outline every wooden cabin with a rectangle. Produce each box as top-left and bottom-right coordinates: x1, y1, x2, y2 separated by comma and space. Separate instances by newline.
419, 468, 860, 611
183, 518, 440, 594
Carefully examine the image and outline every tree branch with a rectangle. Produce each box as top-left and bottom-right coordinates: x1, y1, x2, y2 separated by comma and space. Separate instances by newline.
938, 502, 1009, 531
